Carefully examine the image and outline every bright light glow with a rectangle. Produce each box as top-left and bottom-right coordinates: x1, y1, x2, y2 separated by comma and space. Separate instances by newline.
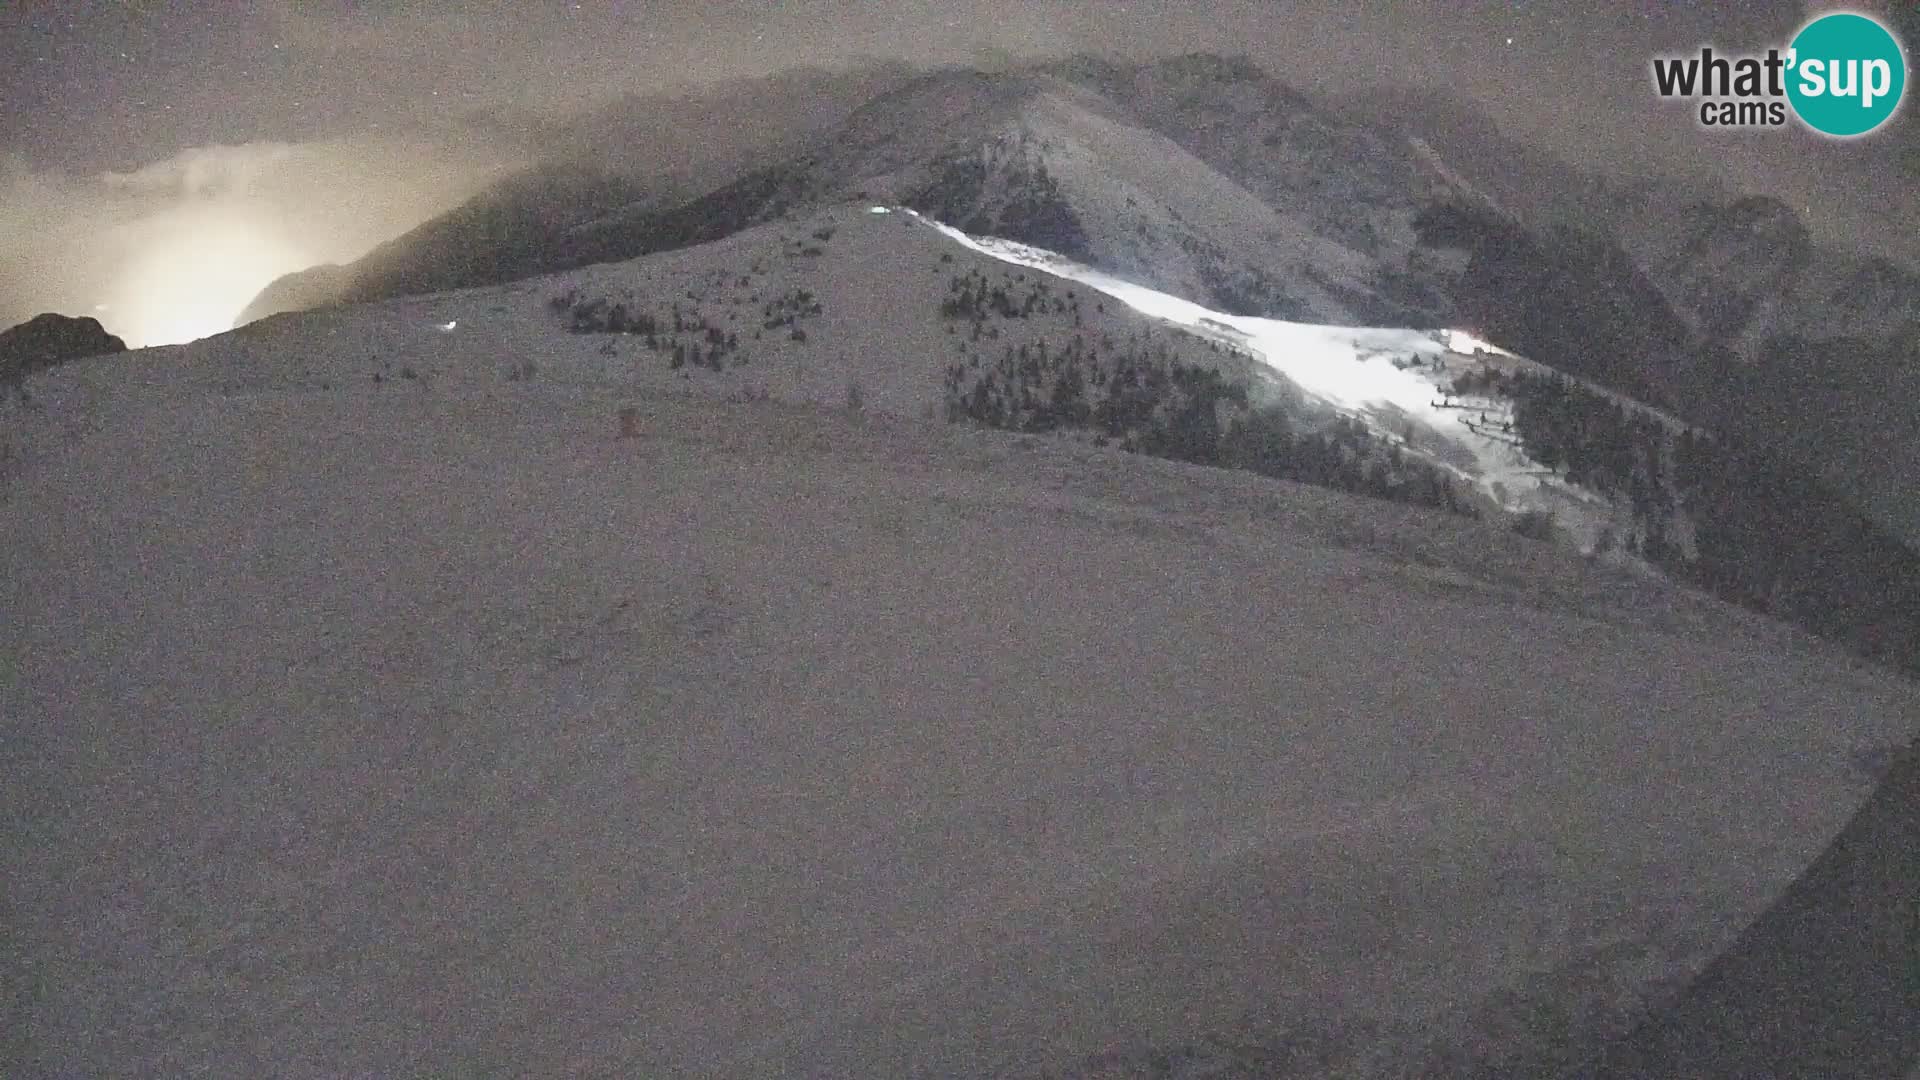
1439, 328, 1509, 357
438, 320, 458, 331
103, 205, 313, 347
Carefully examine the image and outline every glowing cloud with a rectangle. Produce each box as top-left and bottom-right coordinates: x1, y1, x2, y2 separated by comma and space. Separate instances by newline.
102, 205, 314, 347
1, 138, 518, 348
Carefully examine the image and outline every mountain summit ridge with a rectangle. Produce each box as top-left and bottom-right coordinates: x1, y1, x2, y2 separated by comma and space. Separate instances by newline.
228, 51, 1920, 549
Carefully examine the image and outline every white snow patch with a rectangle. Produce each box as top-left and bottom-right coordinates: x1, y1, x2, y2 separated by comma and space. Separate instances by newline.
909, 212, 1693, 555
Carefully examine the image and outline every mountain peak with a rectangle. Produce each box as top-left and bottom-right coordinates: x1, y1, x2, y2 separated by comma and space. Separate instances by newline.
1149, 51, 1271, 81
1704, 194, 1808, 241
0, 312, 128, 384
1646, 194, 1811, 345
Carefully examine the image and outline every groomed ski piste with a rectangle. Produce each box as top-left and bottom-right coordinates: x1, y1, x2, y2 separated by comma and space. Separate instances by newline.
5, 200, 1916, 1078
905, 206, 1674, 554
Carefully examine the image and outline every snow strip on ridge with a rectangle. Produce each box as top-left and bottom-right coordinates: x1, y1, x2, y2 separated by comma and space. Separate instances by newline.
912, 210, 1631, 547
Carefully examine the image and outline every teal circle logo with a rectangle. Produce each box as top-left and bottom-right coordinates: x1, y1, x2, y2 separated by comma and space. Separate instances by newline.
1786, 12, 1906, 137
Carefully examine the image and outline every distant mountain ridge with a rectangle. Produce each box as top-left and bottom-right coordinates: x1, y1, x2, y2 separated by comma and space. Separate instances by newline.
237, 54, 1492, 326
232, 51, 1920, 547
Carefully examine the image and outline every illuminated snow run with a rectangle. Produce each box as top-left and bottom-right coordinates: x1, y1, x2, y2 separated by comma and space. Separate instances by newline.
916, 213, 1640, 548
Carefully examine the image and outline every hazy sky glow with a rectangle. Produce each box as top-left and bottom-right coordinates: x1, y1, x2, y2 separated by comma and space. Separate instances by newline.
0, 135, 515, 346
1, 1, 1915, 345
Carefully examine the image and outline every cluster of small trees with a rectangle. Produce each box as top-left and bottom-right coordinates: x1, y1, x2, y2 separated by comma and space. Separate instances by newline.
566, 297, 661, 337
943, 332, 1474, 517
940, 269, 1083, 325
549, 288, 749, 372
782, 232, 827, 258
761, 288, 822, 341
1194, 253, 1306, 319
944, 333, 1241, 461
1453, 365, 1679, 536
1226, 413, 1476, 516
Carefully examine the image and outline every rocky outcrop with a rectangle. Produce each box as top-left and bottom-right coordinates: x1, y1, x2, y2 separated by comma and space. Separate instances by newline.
1620, 191, 1920, 353
1632, 195, 1811, 353
1792, 249, 1920, 343
0, 313, 128, 387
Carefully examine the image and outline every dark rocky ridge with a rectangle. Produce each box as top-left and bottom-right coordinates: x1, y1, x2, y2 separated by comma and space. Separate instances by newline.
0, 313, 127, 390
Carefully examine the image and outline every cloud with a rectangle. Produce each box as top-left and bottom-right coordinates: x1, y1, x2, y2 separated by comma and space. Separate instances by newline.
0, 134, 518, 346
101, 142, 302, 200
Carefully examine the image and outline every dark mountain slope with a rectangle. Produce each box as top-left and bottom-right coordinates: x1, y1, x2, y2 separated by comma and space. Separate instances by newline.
0, 313, 127, 392
1581, 738, 1920, 1078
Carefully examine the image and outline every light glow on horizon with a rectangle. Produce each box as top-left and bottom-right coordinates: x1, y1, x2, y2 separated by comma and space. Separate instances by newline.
103, 205, 313, 347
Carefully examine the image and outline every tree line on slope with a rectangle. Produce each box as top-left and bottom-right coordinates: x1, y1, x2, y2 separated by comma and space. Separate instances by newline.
938, 284, 1475, 519
548, 276, 827, 372
1463, 363, 1920, 675
1417, 200, 1920, 674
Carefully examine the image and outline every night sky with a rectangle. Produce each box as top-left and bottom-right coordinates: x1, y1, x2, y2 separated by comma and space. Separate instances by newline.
1, 1, 1915, 339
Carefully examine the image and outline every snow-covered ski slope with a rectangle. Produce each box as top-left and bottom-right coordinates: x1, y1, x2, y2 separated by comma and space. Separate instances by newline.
4, 204, 1916, 1077
912, 209, 1675, 551
118, 200, 1635, 554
